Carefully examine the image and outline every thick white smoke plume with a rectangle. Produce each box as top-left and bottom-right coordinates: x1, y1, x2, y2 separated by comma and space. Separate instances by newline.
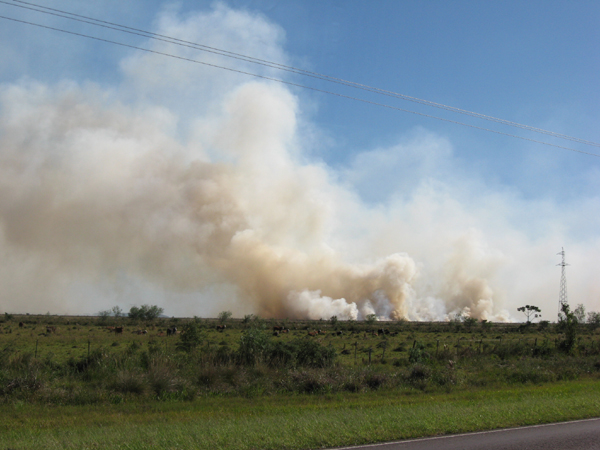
1, 4, 598, 320
0, 78, 424, 320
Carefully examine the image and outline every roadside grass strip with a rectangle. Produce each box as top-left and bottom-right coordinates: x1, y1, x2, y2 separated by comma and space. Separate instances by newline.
2, 380, 600, 449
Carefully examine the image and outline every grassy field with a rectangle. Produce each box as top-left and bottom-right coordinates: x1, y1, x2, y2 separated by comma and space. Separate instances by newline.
1, 381, 600, 449
1, 313, 600, 448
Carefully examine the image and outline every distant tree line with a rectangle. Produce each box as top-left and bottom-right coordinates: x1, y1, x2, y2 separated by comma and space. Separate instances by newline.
97, 304, 164, 321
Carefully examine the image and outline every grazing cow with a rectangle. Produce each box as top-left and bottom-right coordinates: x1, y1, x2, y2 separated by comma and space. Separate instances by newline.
281, 329, 290, 334
114, 326, 123, 334
308, 331, 318, 337
167, 327, 178, 336
336, 331, 343, 336
46, 326, 56, 334
18, 322, 24, 328
273, 331, 280, 337
273, 326, 284, 332
216, 325, 226, 331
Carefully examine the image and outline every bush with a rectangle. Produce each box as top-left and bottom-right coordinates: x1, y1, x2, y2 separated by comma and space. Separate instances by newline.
289, 369, 334, 394
408, 342, 429, 363
128, 305, 164, 321
296, 339, 336, 368
364, 371, 388, 390
266, 341, 297, 367
177, 320, 204, 352
406, 363, 430, 390
218, 311, 233, 324
237, 327, 270, 366
113, 371, 146, 395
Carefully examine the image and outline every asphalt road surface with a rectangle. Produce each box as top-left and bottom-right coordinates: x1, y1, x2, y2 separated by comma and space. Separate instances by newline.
330, 418, 600, 450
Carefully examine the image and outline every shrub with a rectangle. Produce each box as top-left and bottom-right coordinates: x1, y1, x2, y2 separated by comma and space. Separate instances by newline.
177, 320, 204, 352
364, 371, 388, 390
237, 326, 270, 366
406, 363, 430, 390
408, 342, 429, 363
365, 314, 377, 325
113, 371, 146, 395
407, 363, 430, 381
265, 341, 297, 368
505, 366, 556, 384
296, 339, 336, 368
289, 369, 334, 394
218, 311, 233, 324
148, 362, 179, 398
128, 305, 164, 321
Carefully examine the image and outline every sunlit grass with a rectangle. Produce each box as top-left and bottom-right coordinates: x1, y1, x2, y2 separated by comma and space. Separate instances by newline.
2, 380, 600, 449
2, 315, 600, 448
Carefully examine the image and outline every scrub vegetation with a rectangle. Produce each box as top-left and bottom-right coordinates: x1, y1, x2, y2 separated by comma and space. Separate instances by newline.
2, 309, 600, 448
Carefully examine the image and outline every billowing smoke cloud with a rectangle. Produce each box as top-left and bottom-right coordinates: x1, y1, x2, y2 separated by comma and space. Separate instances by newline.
1, 4, 597, 320
0, 78, 421, 320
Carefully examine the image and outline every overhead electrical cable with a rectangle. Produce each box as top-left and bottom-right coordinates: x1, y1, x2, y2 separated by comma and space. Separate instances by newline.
0, 13, 599, 158
4, 0, 600, 150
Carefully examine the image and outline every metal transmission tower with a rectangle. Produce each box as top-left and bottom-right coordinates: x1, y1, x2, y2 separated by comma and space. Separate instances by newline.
557, 247, 569, 319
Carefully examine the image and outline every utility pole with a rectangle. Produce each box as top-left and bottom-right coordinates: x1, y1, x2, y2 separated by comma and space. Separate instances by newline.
557, 247, 569, 320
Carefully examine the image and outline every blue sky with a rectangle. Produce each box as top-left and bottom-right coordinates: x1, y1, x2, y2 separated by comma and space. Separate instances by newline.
0, 0, 598, 321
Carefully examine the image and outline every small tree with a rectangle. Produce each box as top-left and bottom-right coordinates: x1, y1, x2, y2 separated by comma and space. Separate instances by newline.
128, 306, 141, 320
517, 305, 541, 323
112, 306, 123, 318
558, 303, 577, 353
365, 314, 377, 325
237, 325, 270, 365
177, 319, 204, 352
587, 311, 600, 329
218, 310, 233, 324
98, 309, 111, 324
143, 305, 164, 320
128, 304, 164, 321
573, 304, 586, 323
462, 316, 477, 328
329, 315, 338, 327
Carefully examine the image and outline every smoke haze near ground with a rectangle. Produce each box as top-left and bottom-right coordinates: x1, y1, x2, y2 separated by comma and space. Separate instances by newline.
0, 4, 599, 321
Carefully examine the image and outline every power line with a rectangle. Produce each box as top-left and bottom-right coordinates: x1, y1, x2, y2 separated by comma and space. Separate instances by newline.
0, 13, 599, 158
4, 0, 600, 150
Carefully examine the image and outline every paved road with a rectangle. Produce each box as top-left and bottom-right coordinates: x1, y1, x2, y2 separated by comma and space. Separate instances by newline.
330, 418, 600, 450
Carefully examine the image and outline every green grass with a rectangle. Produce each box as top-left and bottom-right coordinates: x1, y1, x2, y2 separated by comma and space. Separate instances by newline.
2, 315, 600, 448
1, 380, 599, 449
